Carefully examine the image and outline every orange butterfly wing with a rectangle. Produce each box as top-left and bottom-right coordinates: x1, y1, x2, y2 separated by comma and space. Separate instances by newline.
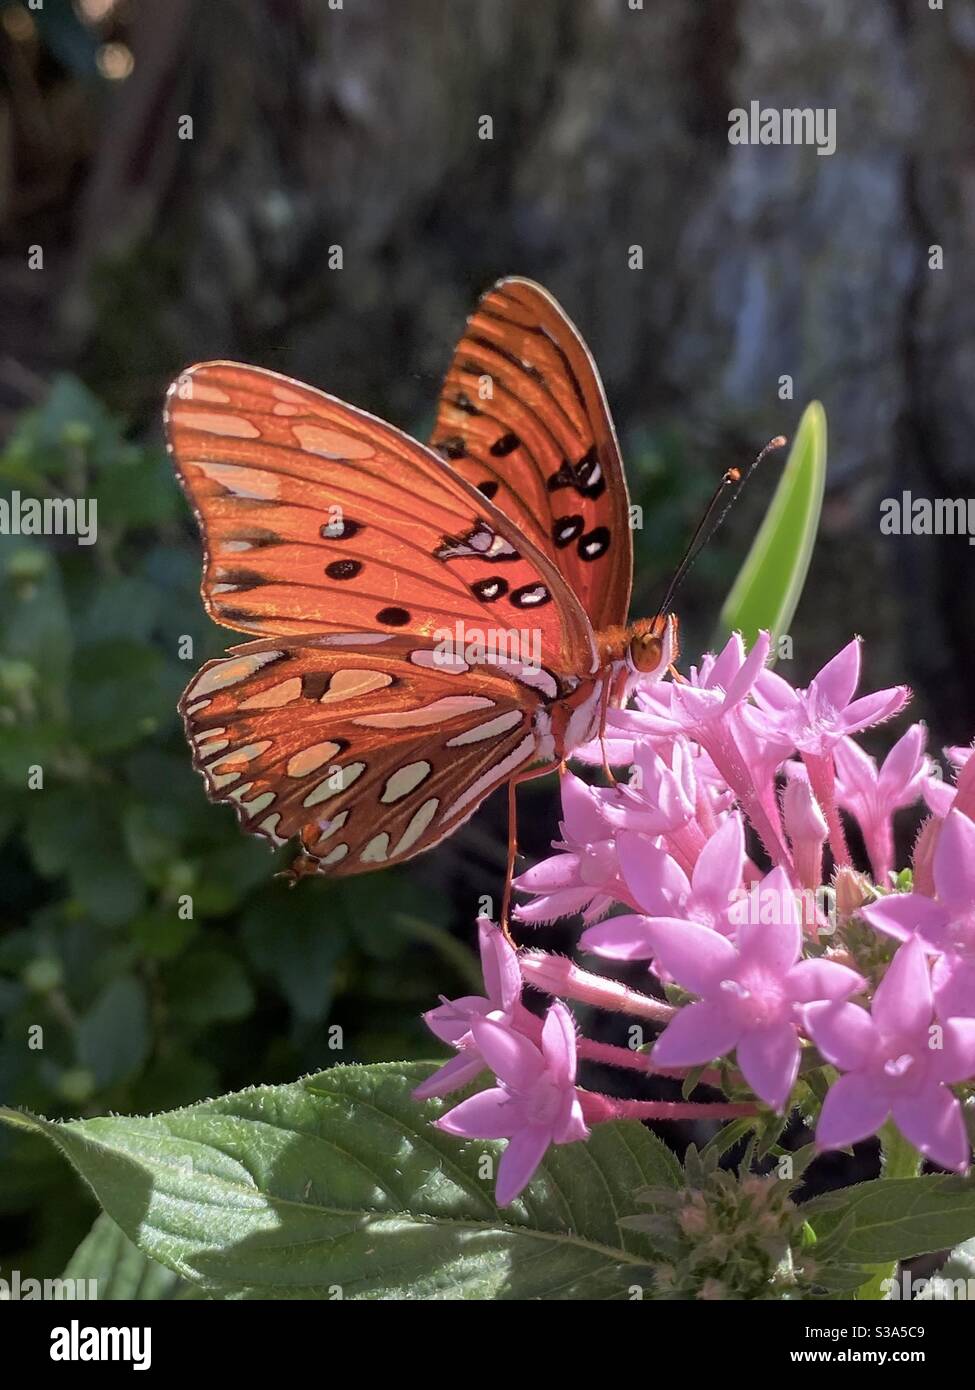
180, 634, 555, 875
430, 277, 633, 632
166, 362, 596, 676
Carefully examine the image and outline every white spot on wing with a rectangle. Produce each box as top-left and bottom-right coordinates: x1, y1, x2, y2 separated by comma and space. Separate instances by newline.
360, 832, 390, 863
192, 650, 283, 696
195, 461, 280, 500
293, 424, 375, 459
303, 762, 366, 807
354, 695, 494, 729
391, 798, 440, 857
176, 411, 260, 438
239, 677, 302, 710
287, 742, 343, 777
380, 760, 432, 803
446, 710, 524, 746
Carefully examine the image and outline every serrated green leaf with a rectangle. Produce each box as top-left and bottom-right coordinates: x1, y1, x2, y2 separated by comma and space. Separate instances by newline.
0, 1062, 681, 1300
717, 401, 827, 648
806, 1175, 975, 1264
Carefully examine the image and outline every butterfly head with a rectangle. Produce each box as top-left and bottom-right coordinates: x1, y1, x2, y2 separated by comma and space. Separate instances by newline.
626, 613, 679, 679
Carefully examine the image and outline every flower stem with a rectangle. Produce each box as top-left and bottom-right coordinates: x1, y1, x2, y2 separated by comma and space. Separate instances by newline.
576, 1036, 727, 1088
854, 1121, 921, 1301
579, 1091, 758, 1124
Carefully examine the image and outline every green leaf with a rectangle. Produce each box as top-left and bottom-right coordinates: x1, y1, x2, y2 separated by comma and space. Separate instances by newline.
63, 1213, 197, 1300
807, 1174, 975, 1264
0, 1063, 681, 1299
76, 976, 150, 1089
716, 400, 827, 648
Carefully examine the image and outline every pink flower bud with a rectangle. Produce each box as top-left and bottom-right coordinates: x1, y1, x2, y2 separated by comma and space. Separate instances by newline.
911, 815, 941, 896
782, 777, 828, 891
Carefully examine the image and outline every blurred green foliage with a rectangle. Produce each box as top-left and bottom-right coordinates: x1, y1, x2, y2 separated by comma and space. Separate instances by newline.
0, 377, 473, 1277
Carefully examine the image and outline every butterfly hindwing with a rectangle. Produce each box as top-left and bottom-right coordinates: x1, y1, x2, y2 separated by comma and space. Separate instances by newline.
180, 634, 554, 876
430, 277, 633, 631
166, 361, 596, 676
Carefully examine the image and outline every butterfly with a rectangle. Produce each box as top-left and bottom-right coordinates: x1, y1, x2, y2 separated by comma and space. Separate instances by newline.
166, 278, 678, 911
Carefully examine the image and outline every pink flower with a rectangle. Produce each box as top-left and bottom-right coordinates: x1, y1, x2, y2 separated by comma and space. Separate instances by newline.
513, 771, 628, 925
833, 724, 929, 883
804, 937, 975, 1171
413, 917, 536, 1100
861, 809, 975, 1020
436, 1002, 588, 1205
580, 814, 746, 963
748, 639, 909, 758
749, 639, 910, 871
642, 866, 865, 1109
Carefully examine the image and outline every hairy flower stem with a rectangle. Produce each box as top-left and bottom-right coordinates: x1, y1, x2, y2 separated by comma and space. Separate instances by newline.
576, 1036, 727, 1088
579, 1092, 758, 1124
803, 751, 852, 869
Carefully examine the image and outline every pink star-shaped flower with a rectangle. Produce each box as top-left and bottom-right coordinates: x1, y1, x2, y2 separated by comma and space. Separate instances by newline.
804, 936, 975, 1171
861, 809, 975, 1020
642, 866, 865, 1109
413, 917, 537, 1101
436, 1002, 588, 1205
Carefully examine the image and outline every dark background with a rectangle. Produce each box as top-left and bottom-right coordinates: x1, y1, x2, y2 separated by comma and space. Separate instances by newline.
1, 0, 973, 1280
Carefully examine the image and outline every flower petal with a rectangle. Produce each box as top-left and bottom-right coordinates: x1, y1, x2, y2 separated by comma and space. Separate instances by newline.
839, 688, 910, 737
932, 955, 975, 1023
540, 1000, 577, 1081
933, 809, 975, 909
814, 639, 861, 712
478, 917, 522, 1013
787, 958, 867, 1003
932, 1016, 975, 1084
892, 1087, 970, 1173
641, 916, 738, 995
691, 813, 745, 916
802, 1001, 877, 1070
495, 1125, 553, 1205
651, 999, 739, 1068
618, 834, 690, 915
877, 722, 927, 803
860, 893, 948, 945
580, 913, 655, 961
736, 866, 801, 972
412, 1053, 486, 1101
436, 1087, 517, 1139
872, 937, 933, 1038
513, 851, 582, 893
470, 1017, 544, 1089
723, 630, 772, 709
737, 1022, 800, 1111
816, 1071, 890, 1151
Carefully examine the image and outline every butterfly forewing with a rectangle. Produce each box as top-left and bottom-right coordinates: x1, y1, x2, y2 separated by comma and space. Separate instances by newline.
431, 277, 633, 631
166, 362, 595, 676
180, 634, 551, 876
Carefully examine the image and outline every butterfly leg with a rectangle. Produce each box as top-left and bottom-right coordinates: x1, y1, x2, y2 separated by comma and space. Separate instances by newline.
501, 760, 562, 945
597, 670, 619, 787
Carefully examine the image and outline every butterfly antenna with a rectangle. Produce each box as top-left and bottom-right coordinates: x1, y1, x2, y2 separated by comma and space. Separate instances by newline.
653, 435, 787, 620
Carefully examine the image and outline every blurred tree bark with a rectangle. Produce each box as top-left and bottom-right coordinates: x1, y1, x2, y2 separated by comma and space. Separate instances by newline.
3, 0, 974, 741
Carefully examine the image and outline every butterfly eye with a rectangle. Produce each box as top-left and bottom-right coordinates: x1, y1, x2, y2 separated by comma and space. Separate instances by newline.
630, 632, 663, 673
